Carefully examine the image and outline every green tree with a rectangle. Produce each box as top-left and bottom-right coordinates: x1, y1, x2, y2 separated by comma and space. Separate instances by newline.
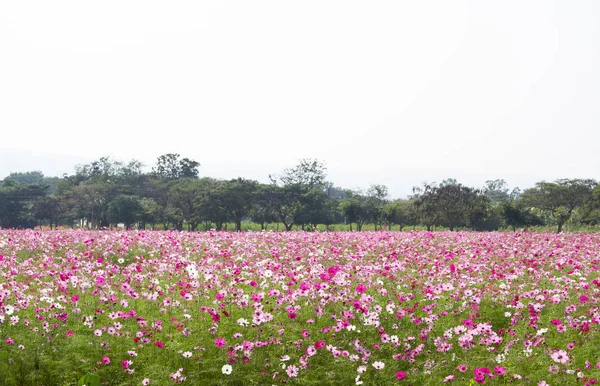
269, 159, 327, 231
153, 154, 200, 179
483, 179, 510, 205
0, 180, 47, 228
218, 178, 259, 231
412, 183, 440, 231
521, 179, 597, 233
339, 191, 370, 231
167, 179, 207, 230
33, 196, 67, 229
384, 199, 415, 231
249, 184, 279, 230
4, 171, 45, 185
413, 181, 484, 231
108, 194, 143, 229
365, 184, 389, 230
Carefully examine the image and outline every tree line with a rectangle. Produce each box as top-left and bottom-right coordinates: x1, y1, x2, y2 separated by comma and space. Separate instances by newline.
1, 155, 599, 233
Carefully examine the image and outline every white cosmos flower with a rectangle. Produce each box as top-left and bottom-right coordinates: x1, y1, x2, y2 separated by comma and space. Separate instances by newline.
372, 361, 385, 370
221, 364, 233, 375
4, 305, 14, 315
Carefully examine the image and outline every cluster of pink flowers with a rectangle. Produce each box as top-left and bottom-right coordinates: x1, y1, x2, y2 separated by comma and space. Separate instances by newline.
1, 229, 600, 384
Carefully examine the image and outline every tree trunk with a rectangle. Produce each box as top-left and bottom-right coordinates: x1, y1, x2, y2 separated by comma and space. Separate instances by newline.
557, 221, 564, 233
235, 219, 242, 232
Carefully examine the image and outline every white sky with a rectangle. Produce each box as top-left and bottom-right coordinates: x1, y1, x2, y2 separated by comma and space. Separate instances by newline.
1, 1, 599, 198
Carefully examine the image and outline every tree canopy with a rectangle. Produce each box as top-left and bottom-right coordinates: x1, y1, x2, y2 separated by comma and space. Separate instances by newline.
0, 156, 598, 233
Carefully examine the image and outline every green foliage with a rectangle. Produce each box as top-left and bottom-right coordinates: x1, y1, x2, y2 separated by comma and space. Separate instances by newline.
412, 181, 486, 231
2, 158, 600, 233
521, 179, 597, 233
78, 374, 100, 386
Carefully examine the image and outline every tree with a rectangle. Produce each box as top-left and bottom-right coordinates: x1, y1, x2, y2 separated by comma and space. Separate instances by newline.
68, 182, 118, 229
179, 158, 201, 179
483, 179, 509, 205
249, 184, 279, 230
0, 180, 47, 228
153, 154, 181, 179
581, 185, 600, 225
153, 154, 200, 179
502, 198, 543, 231
339, 191, 370, 231
275, 159, 327, 188
412, 183, 440, 231
167, 179, 207, 230
269, 159, 327, 231
108, 195, 143, 229
218, 178, 259, 231
384, 200, 415, 230
33, 196, 67, 229
4, 171, 45, 185
365, 184, 389, 230
413, 181, 485, 231
138, 197, 159, 230
521, 179, 597, 233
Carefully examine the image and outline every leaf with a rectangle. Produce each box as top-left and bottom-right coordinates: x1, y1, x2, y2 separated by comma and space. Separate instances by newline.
78, 374, 100, 386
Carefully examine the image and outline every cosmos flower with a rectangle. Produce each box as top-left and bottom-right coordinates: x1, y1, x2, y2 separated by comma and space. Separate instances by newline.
222, 364, 233, 375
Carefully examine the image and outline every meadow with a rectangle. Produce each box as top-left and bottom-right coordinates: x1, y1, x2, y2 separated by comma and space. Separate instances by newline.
1, 230, 600, 385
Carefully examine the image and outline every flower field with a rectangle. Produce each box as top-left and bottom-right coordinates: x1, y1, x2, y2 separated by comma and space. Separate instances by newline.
1, 230, 600, 385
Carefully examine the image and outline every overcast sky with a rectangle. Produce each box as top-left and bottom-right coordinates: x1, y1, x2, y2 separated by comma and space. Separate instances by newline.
1, 1, 598, 198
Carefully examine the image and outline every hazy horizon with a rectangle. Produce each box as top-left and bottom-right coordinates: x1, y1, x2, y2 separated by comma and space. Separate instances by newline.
1, 1, 599, 198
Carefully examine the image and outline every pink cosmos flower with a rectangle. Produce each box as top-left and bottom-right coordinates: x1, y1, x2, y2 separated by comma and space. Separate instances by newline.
396, 371, 407, 381
443, 374, 455, 382
457, 364, 468, 372
215, 338, 226, 348
551, 350, 569, 364
286, 365, 299, 378
474, 368, 491, 385
101, 356, 110, 365
494, 366, 506, 375
356, 284, 367, 293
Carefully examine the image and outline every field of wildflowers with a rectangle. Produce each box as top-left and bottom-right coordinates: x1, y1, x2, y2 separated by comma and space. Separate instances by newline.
1, 230, 600, 385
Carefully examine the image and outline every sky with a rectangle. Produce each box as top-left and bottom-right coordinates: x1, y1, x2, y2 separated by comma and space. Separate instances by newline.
1, 1, 599, 198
